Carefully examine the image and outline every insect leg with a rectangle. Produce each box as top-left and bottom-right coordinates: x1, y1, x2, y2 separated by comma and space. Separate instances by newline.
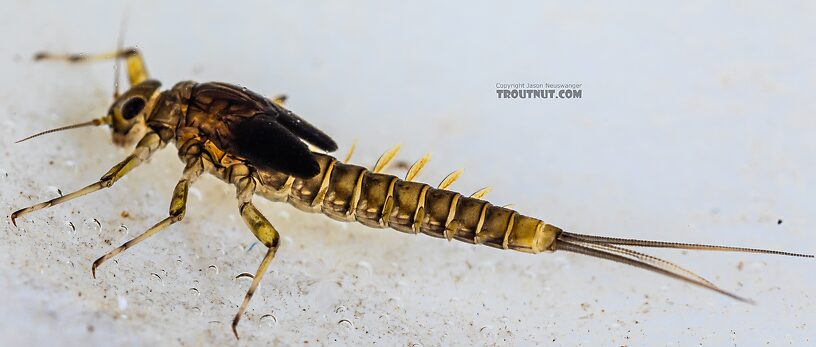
11, 131, 165, 226
91, 156, 205, 277
33, 47, 149, 86
230, 169, 281, 339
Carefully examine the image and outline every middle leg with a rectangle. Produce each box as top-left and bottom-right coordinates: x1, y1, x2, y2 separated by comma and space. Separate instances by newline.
91, 154, 206, 277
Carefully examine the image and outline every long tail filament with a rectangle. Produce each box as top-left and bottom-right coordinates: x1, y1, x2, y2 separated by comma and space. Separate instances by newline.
555, 231, 813, 303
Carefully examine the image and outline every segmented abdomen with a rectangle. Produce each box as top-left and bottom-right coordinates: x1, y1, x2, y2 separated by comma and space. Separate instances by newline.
254, 153, 561, 254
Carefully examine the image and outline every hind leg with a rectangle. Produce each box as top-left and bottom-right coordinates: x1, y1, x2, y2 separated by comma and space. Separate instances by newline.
229, 165, 281, 339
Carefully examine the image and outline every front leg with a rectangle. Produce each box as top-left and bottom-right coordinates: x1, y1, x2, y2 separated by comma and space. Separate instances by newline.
11, 130, 165, 226
230, 164, 282, 339
33, 47, 150, 87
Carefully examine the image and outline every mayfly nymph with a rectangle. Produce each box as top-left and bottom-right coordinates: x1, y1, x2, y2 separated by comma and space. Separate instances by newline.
11, 47, 813, 339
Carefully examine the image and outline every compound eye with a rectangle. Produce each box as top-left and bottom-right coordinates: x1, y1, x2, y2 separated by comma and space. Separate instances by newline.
121, 97, 146, 120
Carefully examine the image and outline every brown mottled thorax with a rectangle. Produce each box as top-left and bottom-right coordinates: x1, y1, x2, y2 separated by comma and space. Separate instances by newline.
142, 81, 195, 144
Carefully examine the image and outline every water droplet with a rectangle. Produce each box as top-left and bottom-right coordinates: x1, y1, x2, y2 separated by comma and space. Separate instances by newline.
337, 319, 353, 330
229, 244, 245, 255
66, 259, 74, 267
189, 187, 203, 201
356, 261, 372, 275
409, 343, 424, 347
260, 314, 277, 327
207, 264, 219, 277
46, 185, 61, 196
334, 305, 347, 314
188, 287, 200, 297
115, 224, 129, 235
480, 325, 495, 337
150, 272, 163, 284
235, 272, 255, 281
190, 306, 202, 316
326, 332, 341, 342
117, 296, 128, 311
84, 218, 102, 231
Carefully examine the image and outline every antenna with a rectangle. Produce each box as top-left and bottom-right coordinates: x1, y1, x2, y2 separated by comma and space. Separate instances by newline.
113, 14, 129, 98
15, 117, 109, 143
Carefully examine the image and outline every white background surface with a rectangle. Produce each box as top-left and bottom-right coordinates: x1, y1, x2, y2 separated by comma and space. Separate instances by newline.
1, 1, 814, 346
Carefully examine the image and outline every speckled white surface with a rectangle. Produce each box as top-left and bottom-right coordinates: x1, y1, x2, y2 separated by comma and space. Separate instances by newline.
1, 1, 814, 346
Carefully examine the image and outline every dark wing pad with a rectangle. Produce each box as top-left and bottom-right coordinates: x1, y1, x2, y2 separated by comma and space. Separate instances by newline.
189, 82, 337, 178
196, 82, 337, 152
271, 104, 338, 152
225, 115, 320, 178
